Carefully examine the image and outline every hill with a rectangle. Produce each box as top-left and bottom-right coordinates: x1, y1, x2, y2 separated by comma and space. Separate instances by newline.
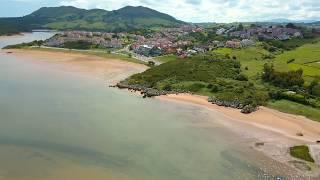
121, 54, 268, 109
0, 6, 185, 34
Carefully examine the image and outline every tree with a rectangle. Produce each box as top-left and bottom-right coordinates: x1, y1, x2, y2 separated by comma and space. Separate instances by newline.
262, 63, 274, 81
238, 23, 244, 31
148, 61, 155, 66
309, 80, 320, 96
250, 24, 256, 28
286, 23, 296, 29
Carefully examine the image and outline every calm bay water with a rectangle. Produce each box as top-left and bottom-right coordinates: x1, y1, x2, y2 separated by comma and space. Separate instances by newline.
0, 33, 276, 180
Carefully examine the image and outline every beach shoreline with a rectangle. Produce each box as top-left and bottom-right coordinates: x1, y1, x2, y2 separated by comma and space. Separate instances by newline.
4, 48, 320, 178
2, 48, 148, 84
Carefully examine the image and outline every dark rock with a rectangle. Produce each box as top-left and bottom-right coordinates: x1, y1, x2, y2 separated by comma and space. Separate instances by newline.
241, 105, 257, 114
296, 132, 304, 137
255, 142, 265, 147
208, 97, 257, 114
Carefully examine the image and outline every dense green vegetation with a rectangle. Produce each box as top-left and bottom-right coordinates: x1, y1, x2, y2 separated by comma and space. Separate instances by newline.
290, 145, 315, 163
262, 64, 304, 88
263, 38, 317, 51
124, 54, 268, 107
0, 6, 184, 34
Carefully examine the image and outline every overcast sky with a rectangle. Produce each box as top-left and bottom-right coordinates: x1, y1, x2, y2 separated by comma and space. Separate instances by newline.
1, 0, 319, 22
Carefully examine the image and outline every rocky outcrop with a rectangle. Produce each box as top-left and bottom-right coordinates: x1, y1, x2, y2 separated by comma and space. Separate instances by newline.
115, 83, 258, 114
208, 97, 257, 114
116, 82, 173, 98
240, 105, 258, 114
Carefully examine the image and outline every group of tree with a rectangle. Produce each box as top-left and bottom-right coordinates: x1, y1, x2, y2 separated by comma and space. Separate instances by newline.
262, 64, 304, 88
308, 80, 320, 97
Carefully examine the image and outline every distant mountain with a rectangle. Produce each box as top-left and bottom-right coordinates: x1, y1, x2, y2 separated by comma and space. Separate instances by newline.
264, 18, 317, 23
308, 21, 320, 25
0, 6, 185, 34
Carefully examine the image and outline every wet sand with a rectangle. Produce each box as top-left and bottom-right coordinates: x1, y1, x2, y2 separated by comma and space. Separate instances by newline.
158, 94, 320, 177
4, 49, 148, 84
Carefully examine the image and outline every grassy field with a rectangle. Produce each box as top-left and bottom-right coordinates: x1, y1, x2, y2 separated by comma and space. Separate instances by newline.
212, 47, 271, 78
267, 100, 320, 122
213, 41, 320, 83
272, 41, 320, 81
155, 54, 180, 63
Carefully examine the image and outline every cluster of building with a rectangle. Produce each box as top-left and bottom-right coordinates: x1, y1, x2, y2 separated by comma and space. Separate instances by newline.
42, 24, 308, 59
130, 24, 260, 57
226, 26, 303, 40
44, 31, 124, 48
131, 25, 201, 57
225, 39, 255, 49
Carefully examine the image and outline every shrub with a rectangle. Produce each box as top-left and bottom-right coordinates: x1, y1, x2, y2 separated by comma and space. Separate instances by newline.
207, 84, 213, 89
148, 61, 155, 66
187, 83, 205, 92
309, 80, 320, 97
210, 85, 220, 92
163, 84, 172, 91
235, 74, 248, 81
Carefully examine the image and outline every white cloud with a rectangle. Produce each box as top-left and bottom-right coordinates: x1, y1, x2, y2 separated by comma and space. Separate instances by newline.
12, 0, 320, 22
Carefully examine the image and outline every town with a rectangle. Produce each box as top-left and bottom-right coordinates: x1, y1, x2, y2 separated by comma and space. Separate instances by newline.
43, 23, 307, 60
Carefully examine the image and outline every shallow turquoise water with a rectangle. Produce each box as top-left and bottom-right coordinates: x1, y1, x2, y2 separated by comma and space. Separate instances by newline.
0, 33, 272, 180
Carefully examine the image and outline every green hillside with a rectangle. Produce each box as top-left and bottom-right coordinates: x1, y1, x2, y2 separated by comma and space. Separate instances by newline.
123, 54, 268, 107
0, 6, 185, 34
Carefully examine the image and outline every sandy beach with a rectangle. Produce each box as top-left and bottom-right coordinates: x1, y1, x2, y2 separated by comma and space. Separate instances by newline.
158, 94, 320, 176
158, 94, 320, 143
4, 48, 320, 178
3, 49, 148, 84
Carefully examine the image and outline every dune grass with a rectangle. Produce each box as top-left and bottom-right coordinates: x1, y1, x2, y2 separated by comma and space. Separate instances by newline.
290, 145, 315, 163
267, 100, 320, 122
